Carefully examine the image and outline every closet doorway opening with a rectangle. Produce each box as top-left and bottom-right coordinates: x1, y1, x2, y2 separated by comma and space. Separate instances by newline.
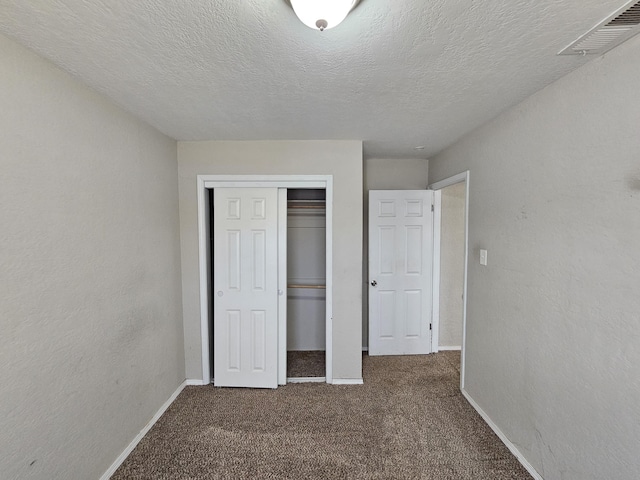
196, 175, 334, 387
286, 189, 326, 382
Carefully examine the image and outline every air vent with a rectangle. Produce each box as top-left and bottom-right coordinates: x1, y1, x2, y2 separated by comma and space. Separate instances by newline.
559, 1, 640, 55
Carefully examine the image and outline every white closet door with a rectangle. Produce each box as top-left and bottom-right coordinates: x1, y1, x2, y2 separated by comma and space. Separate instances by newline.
369, 190, 434, 356
213, 188, 278, 388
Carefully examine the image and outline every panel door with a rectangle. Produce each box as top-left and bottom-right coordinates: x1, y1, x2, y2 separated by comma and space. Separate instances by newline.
213, 187, 279, 388
368, 190, 434, 356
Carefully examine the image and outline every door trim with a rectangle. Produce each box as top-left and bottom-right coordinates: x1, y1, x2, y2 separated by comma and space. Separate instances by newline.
431, 189, 442, 354
428, 171, 470, 390
197, 175, 334, 385
277, 188, 287, 385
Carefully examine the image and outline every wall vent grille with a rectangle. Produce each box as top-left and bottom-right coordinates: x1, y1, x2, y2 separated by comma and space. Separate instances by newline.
559, 1, 640, 55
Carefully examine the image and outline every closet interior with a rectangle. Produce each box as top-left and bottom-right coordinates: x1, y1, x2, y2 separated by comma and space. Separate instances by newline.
286, 188, 326, 380
208, 187, 327, 383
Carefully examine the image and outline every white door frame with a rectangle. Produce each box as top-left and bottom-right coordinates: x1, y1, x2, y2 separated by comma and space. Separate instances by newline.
428, 171, 470, 390
197, 175, 334, 385
431, 189, 442, 354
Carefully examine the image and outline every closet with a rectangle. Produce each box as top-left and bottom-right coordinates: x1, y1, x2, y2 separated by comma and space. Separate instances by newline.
286, 189, 326, 380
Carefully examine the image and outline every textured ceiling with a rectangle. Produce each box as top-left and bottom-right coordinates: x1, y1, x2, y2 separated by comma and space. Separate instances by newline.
0, 0, 625, 158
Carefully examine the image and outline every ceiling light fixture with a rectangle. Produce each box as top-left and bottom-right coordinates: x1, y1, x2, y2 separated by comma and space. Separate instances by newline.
290, 0, 360, 31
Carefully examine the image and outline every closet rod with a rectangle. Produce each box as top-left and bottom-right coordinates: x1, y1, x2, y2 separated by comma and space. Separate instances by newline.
287, 284, 326, 289
287, 205, 325, 210
287, 200, 325, 208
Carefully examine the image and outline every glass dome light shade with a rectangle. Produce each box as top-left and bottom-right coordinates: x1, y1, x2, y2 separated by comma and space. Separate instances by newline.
290, 0, 358, 31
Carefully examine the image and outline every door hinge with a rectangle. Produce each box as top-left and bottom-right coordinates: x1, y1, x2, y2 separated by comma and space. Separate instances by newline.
431, 204, 434, 212
429, 323, 432, 330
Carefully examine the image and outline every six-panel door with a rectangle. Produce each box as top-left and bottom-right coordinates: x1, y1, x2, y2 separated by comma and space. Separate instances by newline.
368, 190, 434, 356
213, 188, 279, 388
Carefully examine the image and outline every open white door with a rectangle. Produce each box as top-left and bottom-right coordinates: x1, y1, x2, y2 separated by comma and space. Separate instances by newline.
213, 187, 279, 388
368, 190, 434, 356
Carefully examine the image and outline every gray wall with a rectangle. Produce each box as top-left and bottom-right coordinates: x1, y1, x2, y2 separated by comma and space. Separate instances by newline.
0, 34, 184, 479
438, 182, 465, 348
364, 158, 429, 191
177, 141, 363, 380
363, 158, 429, 347
428, 36, 640, 479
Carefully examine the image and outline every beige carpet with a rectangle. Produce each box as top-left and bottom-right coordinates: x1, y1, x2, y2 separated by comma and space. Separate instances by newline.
112, 352, 531, 479
287, 351, 326, 378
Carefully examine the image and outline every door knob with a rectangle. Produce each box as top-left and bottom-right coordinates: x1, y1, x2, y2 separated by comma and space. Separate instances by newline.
371, 280, 377, 287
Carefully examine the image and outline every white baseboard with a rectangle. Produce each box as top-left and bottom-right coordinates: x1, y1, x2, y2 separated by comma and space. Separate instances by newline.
287, 377, 326, 383
186, 378, 209, 386
100, 380, 187, 480
362, 347, 369, 352
461, 388, 542, 480
438, 346, 462, 351
331, 378, 364, 385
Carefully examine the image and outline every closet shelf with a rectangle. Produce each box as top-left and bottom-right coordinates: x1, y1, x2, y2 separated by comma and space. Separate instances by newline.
287, 284, 326, 289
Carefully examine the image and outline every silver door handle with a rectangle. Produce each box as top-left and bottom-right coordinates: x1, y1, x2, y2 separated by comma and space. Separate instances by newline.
217, 291, 223, 297
371, 280, 377, 287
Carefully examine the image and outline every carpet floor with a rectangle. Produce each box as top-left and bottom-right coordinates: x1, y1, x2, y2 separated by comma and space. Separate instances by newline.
112, 352, 531, 479
287, 351, 326, 378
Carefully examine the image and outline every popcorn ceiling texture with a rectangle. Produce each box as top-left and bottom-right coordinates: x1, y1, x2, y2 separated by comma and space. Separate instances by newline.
0, 0, 625, 158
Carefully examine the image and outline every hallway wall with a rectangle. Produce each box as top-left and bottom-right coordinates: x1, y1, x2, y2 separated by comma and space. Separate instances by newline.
438, 182, 465, 348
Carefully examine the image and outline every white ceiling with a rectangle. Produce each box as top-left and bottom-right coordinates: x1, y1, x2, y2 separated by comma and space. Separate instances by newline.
0, 0, 625, 158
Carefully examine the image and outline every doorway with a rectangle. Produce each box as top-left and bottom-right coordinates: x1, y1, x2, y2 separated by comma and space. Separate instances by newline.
286, 188, 326, 382
429, 172, 469, 389
197, 175, 334, 387
437, 182, 465, 351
